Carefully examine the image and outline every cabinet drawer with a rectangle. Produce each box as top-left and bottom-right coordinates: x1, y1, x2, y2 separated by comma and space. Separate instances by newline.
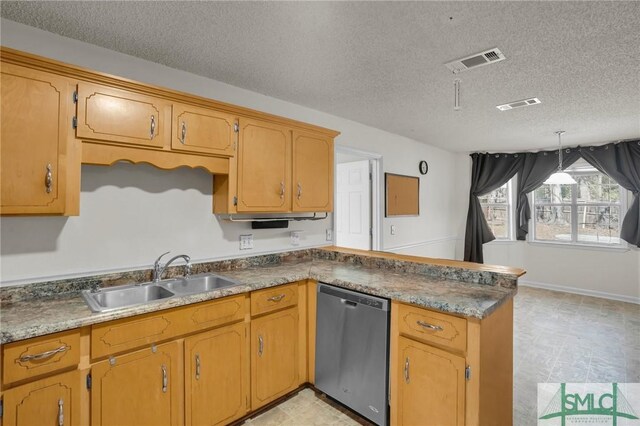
3, 329, 80, 385
92, 294, 246, 359
251, 283, 298, 316
397, 303, 467, 353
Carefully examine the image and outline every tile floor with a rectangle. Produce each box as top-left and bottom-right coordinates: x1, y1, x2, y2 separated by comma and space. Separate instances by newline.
247, 287, 640, 425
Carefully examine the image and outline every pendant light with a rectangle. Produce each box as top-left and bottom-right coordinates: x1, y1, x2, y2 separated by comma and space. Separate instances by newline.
544, 131, 576, 185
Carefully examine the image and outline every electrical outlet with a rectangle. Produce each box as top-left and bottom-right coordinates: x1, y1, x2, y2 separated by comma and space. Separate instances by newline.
390, 225, 396, 235
326, 229, 333, 241
240, 234, 254, 250
291, 231, 301, 246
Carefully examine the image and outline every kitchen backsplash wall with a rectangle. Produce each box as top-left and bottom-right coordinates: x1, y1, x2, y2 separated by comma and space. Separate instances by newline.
0, 19, 462, 285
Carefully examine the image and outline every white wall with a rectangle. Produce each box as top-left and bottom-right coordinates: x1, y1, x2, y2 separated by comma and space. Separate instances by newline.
0, 19, 459, 284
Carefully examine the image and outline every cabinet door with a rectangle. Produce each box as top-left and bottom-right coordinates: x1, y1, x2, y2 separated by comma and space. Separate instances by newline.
184, 322, 249, 426
237, 118, 291, 212
172, 102, 236, 157
292, 131, 334, 212
76, 82, 170, 149
2, 370, 82, 426
1, 63, 72, 214
91, 341, 181, 426
397, 337, 466, 426
251, 308, 299, 409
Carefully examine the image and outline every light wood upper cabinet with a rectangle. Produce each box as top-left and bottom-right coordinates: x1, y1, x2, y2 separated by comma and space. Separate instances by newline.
237, 117, 292, 212
91, 341, 182, 426
0, 63, 74, 215
251, 307, 299, 409
396, 336, 466, 426
292, 131, 334, 212
171, 102, 237, 157
184, 322, 249, 426
2, 370, 82, 426
76, 82, 170, 149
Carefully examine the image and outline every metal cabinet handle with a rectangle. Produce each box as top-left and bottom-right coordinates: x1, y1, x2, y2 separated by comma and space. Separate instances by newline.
180, 121, 187, 144
150, 115, 156, 139
161, 364, 168, 393
19, 345, 68, 362
195, 353, 200, 380
297, 182, 302, 200
45, 164, 53, 193
404, 357, 410, 384
258, 335, 264, 357
280, 182, 285, 199
58, 399, 64, 426
416, 320, 444, 331
267, 294, 285, 302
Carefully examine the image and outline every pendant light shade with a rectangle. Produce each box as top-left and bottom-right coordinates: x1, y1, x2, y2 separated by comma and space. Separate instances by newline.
544, 131, 576, 185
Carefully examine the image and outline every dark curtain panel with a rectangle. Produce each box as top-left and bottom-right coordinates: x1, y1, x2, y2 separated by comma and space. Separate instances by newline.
464, 153, 523, 263
580, 140, 640, 247
516, 149, 581, 240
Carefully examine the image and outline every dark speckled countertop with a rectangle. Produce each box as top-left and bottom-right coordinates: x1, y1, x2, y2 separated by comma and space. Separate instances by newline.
0, 249, 519, 344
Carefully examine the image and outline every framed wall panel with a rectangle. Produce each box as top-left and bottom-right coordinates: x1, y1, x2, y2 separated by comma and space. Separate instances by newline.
385, 173, 419, 217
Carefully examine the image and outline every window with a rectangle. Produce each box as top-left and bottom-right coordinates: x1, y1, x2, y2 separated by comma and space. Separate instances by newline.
532, 159, 626, 246
479, 180, 513, 240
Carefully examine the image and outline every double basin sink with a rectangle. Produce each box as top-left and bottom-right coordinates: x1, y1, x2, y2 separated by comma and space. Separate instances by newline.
82, 273, 241, 313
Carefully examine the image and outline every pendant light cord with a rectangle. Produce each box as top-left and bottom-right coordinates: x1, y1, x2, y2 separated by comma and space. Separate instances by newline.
556, 130, 565, 172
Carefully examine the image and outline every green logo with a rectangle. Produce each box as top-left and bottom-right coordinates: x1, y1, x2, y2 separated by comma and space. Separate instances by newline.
539, 383, 639, 425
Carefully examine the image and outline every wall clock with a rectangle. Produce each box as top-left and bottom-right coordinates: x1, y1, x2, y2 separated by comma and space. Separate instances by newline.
419, 160, 429, 175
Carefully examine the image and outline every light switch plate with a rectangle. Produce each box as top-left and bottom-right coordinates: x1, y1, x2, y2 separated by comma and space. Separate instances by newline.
240, 234, 254, 250
326, 229, 333, 241
390, 225, 396, 235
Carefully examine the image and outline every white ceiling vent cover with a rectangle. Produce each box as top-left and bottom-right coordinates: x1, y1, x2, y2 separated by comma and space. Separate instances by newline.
445, 48, 506, 73
496, 97, 542, 111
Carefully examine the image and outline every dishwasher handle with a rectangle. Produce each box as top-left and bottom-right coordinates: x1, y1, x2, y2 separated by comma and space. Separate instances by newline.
341, 299, 358, 307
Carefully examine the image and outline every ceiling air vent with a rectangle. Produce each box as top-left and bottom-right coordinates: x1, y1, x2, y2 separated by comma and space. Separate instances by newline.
444, 48, 506, 73
496, 97, 542, 111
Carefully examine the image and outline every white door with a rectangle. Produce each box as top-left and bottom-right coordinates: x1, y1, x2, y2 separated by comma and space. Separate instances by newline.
336, 160, 371, 250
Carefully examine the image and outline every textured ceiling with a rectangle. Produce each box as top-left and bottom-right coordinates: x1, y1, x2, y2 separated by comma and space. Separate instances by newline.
2, 1, 639, 152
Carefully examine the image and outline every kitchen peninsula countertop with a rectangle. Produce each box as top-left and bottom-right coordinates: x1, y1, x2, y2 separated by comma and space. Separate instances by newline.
0, 247, 525, 344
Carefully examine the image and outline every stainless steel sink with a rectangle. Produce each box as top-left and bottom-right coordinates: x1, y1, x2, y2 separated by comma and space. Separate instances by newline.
82, 282, 176, 313
82, 273, 241, 312
158, 273, 241, 295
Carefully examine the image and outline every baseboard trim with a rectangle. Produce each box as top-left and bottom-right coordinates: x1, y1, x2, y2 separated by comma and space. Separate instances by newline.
519, 279, 640, 305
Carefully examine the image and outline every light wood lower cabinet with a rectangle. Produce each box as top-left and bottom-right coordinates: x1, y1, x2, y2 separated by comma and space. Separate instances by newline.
396, 336, 466, 426
251, 307, 299, 409
184, 322, 249, 426
90, 341, 182, 426
2, 370, 82, 426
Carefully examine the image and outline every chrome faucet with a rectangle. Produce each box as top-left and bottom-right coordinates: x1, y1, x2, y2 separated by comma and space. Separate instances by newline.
152, 252, 192, 283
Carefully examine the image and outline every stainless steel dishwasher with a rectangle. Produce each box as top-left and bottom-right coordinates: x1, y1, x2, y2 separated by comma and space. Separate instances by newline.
315, 283, 390, 425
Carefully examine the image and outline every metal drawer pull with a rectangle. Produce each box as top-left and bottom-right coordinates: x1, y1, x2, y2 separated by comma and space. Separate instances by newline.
258, 335, 264, 357
161, 364, 168, 393
416, 320, 444, 331
267, 294, 285, 302
45, 164, 53, 193
404, 357, 410, 384
19, 345, 68, 362
280, 182, 285, 199
297, 182, 302, 199
180, 121, 187, 144
58, 399, 64, 426
195, 353, 200, 380
150, 115, 156, 139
